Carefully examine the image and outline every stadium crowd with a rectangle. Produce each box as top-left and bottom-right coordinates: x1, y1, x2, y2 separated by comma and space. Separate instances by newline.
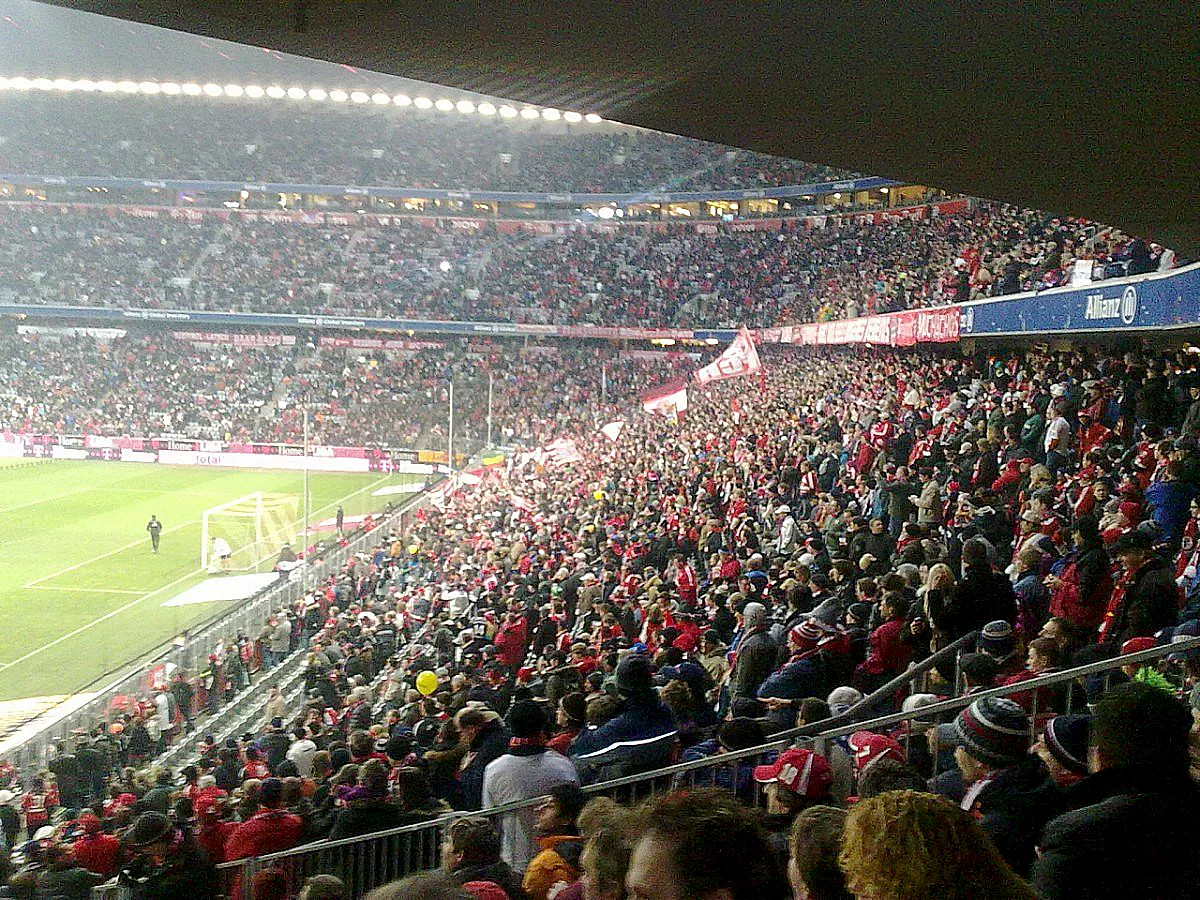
0, 94, 852, 194
0, 331, 681, 448
0, 202, 1175, 328
3, 339, 1200, 899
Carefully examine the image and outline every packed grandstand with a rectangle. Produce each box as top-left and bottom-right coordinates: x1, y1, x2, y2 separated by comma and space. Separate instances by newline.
0, 29, 1196, 900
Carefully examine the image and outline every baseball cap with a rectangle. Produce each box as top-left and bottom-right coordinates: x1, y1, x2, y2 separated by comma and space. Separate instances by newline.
752, 748, 833, 798
848, 731, 905, 773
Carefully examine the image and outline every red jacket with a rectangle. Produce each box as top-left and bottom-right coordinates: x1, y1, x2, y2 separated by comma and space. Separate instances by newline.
224, 809, 304, 861
857, 619, 912, 677
494, 618, 528, 669
196, 820, 237, 865
71, 832, 122, 877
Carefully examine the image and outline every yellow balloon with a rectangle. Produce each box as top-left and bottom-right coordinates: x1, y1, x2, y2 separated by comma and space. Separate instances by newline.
593, 490, 606, 501
416, 670, 439, 696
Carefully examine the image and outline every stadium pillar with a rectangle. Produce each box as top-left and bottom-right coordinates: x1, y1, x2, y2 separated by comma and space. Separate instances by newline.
486, 372, 493, 449
447, 379, 455, 470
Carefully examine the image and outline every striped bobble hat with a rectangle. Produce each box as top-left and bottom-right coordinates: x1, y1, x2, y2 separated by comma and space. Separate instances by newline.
954, 697, 1030, 768
1043, 714, 1090, 776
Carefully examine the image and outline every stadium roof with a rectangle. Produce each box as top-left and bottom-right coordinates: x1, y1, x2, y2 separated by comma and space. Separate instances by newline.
14, 0, 1200, 255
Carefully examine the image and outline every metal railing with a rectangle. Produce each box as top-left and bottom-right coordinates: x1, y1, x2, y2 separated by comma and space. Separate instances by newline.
203, 635, 1200, 899
9, 487, 434, 778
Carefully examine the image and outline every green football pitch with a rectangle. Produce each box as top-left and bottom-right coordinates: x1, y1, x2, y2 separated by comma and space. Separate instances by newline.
0, 461, 420, 701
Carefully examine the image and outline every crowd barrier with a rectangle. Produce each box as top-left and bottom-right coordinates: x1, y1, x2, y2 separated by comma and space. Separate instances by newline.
199, 636, 1199, 899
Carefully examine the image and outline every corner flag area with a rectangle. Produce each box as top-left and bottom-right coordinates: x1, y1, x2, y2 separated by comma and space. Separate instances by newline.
0, 461, 419, 701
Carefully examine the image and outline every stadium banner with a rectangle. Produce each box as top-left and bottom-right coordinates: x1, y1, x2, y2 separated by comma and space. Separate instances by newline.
172, 330, 296, 347
158, 449, 371, 472
318, 336, 445, 351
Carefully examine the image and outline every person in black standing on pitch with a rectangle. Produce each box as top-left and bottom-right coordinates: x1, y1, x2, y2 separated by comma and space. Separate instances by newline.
146, 515, 163, 554
336, 505, 345, 536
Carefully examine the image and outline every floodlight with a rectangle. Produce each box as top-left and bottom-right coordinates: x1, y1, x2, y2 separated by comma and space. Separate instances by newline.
202, 83, 223, 97
117, 81, 140, 94
498, 105, 518, 118
52, 78, 75, 92
287, 87, 307, 100
414, 96, 433, 109
265, 86, 286, 99
9, 77, 32, 91
182, 83, 203, 96
244, 85, 265, 98
435, 98, 454, 111
372, 92, 390, 105
75, 79, 98, 92
308, 88, 327, 101
31, 77, 54, 91
224, 84, 244, 97
541, 108, 561, 120
563, 111, 582, 123
393, 93, 412, 106
329, 89, 349, 102
350, 91, 370, 103
585, 113, 603, 124
520, 107, 539, 119
160, 82, 181, 95
477, 102, 496, 116
456, 99, 475, 114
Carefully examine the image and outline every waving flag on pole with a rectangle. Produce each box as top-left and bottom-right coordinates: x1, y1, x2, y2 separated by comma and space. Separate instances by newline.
694, 327, 762, 385
600, 420, 625, 442
642, 381, 689, 418
544, 437, 584, 466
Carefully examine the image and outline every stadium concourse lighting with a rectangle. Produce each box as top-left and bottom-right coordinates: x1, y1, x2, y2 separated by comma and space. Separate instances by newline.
0, 74, 605, 124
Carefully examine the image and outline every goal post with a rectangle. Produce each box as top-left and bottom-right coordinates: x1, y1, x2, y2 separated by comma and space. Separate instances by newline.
200, 492, 300, 573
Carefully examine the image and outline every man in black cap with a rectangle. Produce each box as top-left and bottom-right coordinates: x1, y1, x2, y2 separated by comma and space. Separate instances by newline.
118, 811, 219, 898
1099, 530, 1178, 646
570, 653, 677, 782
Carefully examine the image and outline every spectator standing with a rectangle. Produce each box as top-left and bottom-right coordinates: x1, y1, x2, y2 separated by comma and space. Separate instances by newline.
118, 811, 219, 900
482, 701, 580, 871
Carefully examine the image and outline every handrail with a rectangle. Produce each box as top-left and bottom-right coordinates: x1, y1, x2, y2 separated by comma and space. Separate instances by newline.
212, 634, 1200, 877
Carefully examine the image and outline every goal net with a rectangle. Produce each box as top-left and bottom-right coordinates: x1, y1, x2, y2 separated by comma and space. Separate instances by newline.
200, 492, 300, 573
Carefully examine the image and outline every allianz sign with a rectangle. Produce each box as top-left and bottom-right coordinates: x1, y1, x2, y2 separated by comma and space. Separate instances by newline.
1084, 285, 1139, 326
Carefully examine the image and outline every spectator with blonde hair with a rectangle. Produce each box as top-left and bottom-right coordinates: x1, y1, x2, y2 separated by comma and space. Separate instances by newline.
840, 790, 1036, 899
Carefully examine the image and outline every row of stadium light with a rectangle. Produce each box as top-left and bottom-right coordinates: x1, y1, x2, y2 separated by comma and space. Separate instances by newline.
0, 76, 604, 123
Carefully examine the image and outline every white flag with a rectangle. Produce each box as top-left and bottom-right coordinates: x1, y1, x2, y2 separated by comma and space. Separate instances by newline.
694, 327, 762, 385
600, 420, 625, 442
642, 384, 689, 417
544, 437, 584, 467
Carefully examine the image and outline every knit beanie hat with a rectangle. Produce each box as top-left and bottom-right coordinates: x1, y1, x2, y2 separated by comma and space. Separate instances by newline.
1043, 714, 1090, 775
954, 697, 1030, 768
615, 654, 653, 696
978, 620, 1017, 662
827, 686, 864, 716
790, 620, 824, 651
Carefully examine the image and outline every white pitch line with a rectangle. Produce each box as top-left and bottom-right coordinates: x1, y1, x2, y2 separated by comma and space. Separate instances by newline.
27, 586, 147, 595
23, 520, 194, 588
0, 487, 91, 516
2, 474, 399, 672
0, 566, 205, 673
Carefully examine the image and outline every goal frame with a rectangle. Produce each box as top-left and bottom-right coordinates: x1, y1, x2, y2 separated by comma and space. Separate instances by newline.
200, 492, 266, 572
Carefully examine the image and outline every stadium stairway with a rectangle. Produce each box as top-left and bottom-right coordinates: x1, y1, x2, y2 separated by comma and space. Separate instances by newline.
153, 647, 311, 772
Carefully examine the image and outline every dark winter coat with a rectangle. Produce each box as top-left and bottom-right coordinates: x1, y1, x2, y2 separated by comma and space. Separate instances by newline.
962, 758, 1062, 877
457, 720, 510, 810
1032, 765, 1200, 899
730, 626, 779, 702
